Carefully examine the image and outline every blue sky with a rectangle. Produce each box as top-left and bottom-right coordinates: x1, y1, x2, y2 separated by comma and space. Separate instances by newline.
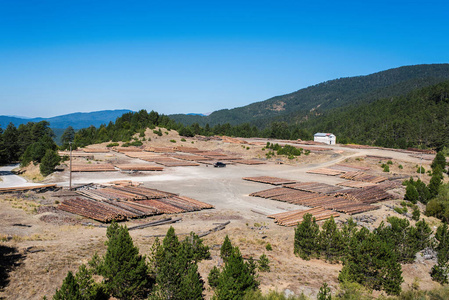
1, 0, 448, 117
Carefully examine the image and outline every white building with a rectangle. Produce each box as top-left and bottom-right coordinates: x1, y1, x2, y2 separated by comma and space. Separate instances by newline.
314, 133, 336, 145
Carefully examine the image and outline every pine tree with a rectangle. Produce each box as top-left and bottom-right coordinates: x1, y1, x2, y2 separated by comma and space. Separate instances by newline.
151, 227, 205, 299
74, 264, 107, 300
317, 282, 332, 300
432, 151, 447, 171
319, 216, 343, 263
99, 221, 150, 299
220, 235, 233, 262
431, 223, 449, 284
339, 227, 403, 295
429, 166, 443, 198
294, 213, 320, 260
215, 246, 259, 299
404, 184, 419, 204
208, 266, 221, 288
53, 271, 82, 300
40, 149, 61, 176
258, 254, 270, 272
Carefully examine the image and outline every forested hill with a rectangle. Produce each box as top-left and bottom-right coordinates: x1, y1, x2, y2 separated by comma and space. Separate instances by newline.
304, 80, 449, 150
0, 109, 132, 130
170, 64, 449, 127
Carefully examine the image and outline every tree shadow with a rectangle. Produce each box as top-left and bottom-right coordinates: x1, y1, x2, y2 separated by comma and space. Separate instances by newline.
0, 245, 24, 293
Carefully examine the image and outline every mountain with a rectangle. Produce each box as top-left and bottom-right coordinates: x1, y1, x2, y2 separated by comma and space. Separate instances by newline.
0, 109, 133, 130
303, 80, 449, 149
170, 64, 449, 127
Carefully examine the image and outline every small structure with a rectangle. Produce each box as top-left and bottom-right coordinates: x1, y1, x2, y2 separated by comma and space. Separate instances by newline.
314, 133, 336, 145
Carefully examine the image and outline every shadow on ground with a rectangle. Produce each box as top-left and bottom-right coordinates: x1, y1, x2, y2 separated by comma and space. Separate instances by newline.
0, 244, 24, 297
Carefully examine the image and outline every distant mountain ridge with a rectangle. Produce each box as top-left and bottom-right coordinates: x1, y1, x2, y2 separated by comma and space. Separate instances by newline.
170, 64, 449, 127
0, 109, 133, 130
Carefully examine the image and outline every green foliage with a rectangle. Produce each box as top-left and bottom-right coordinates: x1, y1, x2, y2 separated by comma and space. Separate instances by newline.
265, 243, 273, 251
339, 227, 403, 295
317, 283, 332, 300
208, 266, 221, 288
426, 183, 449, 221
99, 221, 150, 299
431, 223, 449, 284
382, 164, 390, 172
121, 140, 143, 147
214, 246, 259, 299
170, 139, 176, 143
266, 142, 304, 158
294, 213, 320, 260
404, 177, 431, 204
319, 216, 344, 263
150, 227, 206, 299
21, 135, 58, 167
242, 289, 309, 299
432, 151, 447, 171
398, 164, 403, 169
60, 126, 75, 147
258, 254, 270, 272
40, 149, 61, 176
416, 166, 425, 174
53, 271, 82, 300
220, 235, 233, 263
106, 142, 119, 147
412, 207, 420, 221
387, 160, 393, 165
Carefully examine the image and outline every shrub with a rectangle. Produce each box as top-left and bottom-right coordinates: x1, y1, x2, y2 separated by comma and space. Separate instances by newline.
383, 164, 390, 172
170, 139, 176, 143
258, 254, 270, 272
265, 243, 272, 251
106, 142, 119, 148
417, 166, 426, 174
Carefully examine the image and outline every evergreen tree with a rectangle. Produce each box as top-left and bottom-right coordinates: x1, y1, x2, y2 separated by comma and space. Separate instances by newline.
61, 126, 76, 146
220, 235, 233, 263
429, 165, 443, 198
208, 266, 221, 288
319, 216, 344, 263
317, 283, 332, 300
99, 221, 150, 299
404, 184, 419, 204
258, 254, 270, 272
53, 271, 82, 300
339, 228, 403, 295
432, 151, 447, 171
3, 123, 19, 162
431, 223, 449, 284
294, 213, 320, 260
151, 227, 205, 299
40, 149, 61, 176
74, 264, 107, 300
215, 246, 259, 299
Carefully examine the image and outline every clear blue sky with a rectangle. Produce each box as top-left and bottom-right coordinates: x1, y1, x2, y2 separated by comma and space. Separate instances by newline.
1, 0, 448, 117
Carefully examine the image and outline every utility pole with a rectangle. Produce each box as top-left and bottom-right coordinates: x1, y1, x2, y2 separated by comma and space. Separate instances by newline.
69, 142, 72, 190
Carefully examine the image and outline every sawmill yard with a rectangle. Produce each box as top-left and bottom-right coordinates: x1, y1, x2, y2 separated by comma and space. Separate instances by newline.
0, 129, 443, 299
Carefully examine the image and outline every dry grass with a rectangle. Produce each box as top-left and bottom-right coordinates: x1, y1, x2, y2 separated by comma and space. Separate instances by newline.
16, 163, 45, 182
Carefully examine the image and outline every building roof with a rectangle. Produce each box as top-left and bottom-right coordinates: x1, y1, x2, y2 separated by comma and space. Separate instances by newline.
314, 133, 335, 137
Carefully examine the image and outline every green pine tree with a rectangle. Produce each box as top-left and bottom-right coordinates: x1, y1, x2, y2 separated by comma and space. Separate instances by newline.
99, 221, 150, 299
431, 223, 449, 284
53, 271, 82, 300
220, 235, 233, 263
319, 216, 344, 263
215, 246, 259, 299
404, 184, 419, 204
294, 213, 320, 260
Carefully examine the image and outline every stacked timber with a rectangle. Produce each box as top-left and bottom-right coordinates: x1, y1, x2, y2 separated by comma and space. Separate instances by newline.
243, 176, 297, 185
268, 207, 339, 226
340, 171, 387, 183
284, 182, 343, 194
332, 186, 393, 204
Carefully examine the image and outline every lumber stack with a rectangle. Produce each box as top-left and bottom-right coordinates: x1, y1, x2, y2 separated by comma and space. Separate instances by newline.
337, 181, 377, 188
0, 184, 58, 194
332, 186, 394, 204
243, 176, 297, 185
306, 168, 345, 176
71, 164, 116, 172
268, 207, 339, 226
115, 164, 164, 171
284, 182, 343, 194
234, 160, 266, 165
340, 171, 387, 183
59, 186, 214, 222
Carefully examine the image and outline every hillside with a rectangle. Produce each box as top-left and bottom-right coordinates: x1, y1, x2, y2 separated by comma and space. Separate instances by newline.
0, 109, 132, 130
304, 80, 449, 149
170, 64, 449, 127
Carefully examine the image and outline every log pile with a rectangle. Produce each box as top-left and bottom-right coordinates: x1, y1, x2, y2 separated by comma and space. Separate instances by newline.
234, 160, 266, 165
82, 148, 110, 153
306, 168, 345, 176
71, 164, 116, 172
0, 184, 58, 194
243, 176, 297, 185
337, 181, 377, 188
114, 147, 144, 153
340, 171, 387, 183
115, 164, 164, 171
250, 187, 380, 215
284, 182, 343, 194
268, 207, 340, 226
332, 186, 394, 204
59, 186, 214, 222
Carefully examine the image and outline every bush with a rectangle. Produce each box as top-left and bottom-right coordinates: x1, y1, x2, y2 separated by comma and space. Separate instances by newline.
265, 243, 272, 251
399, 164, 403, 169
383, 164, 390, 172
417, 166, 426, 174
106, 142, 119, 148
170, 139, 176, 143
258, 254, 270, 272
